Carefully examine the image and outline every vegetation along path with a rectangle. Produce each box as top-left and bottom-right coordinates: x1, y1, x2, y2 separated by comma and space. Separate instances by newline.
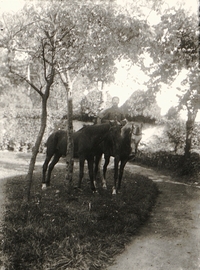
0, 151, 200, 269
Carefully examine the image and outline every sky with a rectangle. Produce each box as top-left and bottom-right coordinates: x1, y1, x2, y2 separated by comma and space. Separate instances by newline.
0, 0, 25, 13
0, 0, 198, 120
108, 0, 199, 120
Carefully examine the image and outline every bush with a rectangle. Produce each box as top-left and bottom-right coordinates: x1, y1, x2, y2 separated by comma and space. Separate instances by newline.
0, 110, 65, 153
136, 150, 200, 177
180, 152, 200, 176
165, 119, 185, 153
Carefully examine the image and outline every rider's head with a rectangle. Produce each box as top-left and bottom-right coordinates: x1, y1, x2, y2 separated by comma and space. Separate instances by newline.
112, 96, 120, 107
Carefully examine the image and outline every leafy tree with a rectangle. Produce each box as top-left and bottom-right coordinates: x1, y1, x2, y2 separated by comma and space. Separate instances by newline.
165, 106, 180, 120
177, 64, 200, 158
147, 8, 198, 82
1, 0, 154, 197
121, 90, 161, 122
165, 108, 186, 153
0, 5, 56, 200
80, 89, 102, 119
145, 7, 199, 157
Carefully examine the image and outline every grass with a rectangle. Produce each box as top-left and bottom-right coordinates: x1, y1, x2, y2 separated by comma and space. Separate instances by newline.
2, 166, 158, 270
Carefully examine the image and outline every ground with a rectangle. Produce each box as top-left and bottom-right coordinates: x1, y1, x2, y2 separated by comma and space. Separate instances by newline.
0, 151, 200, 270
107, 164, 200, 270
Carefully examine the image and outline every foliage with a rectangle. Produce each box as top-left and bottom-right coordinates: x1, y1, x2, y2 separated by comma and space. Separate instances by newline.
136, 150, 200, 178
165, 119, 185, 153
144, 6, 199, 156
177, 65, 200, 115
147, 8, 198, 85
2, 168, 158, 270
0, 0, 154, 102
0, 110, 63, 152
121, 90, 161, 121
80, 89, 102, 118
192, 123, 200, 150
0, 1, 199, 162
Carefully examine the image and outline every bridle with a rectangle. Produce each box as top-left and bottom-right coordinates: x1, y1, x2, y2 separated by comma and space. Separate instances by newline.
132, 132, 143, 136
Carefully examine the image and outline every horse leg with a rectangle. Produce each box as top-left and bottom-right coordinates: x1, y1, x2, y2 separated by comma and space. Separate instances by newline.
112, 156, 120, 195
42, 155, 52, 189
102, 155, 110, 189
78, 157, 85, 188
87, 157, 96, 192
94, 154, 102, 189
42, 153, 61, 189
117, 158, 128, 191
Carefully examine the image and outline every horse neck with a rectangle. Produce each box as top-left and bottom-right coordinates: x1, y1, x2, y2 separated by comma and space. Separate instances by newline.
89, 124, 110, 143
121, 129, 132, 148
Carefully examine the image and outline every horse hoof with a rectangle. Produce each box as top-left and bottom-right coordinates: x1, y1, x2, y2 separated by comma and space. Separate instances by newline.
112, 188, 117, 195
42, 184, 47, 190
102, 184, 107, 190
94, 181, 98, 189
93, 190, 99, 194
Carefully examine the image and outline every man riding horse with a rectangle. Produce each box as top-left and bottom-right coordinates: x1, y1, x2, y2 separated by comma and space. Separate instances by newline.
97, 96, 136, 160
97, 96, 126, 125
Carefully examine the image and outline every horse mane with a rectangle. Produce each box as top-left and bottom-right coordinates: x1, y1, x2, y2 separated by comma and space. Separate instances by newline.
121, 122, 133, 138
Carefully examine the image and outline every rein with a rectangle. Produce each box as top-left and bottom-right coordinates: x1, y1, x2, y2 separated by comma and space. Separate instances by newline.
93, 124, 114, 147
132, 132, 143, 136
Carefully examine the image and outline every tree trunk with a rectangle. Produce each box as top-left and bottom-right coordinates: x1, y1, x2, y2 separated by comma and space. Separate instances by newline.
98, 80, 107, 109
66, 88, 74, 188
59, 70, 74, 190
184, 110, 197, 159
25, 96, 48, 202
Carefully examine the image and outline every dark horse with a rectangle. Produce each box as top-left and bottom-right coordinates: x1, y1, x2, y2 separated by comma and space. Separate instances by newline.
94, 122, 142, 194
42, 122, 121, 192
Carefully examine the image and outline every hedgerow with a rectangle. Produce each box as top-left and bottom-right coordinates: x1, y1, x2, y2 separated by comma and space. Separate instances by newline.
136, 150, 200, 178
0, 110, 65, 152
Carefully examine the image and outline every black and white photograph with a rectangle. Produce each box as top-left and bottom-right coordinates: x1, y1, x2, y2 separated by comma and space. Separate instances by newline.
0, 0, 199, 269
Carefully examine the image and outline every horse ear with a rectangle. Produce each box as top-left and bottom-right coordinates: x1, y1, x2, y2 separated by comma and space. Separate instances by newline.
109, 120, 122, 126
109, 120, 115, 126
121, 119, 127, 126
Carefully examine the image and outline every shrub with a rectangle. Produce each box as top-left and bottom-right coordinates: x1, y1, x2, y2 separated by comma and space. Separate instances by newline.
180, 152, 200, 176
165, 119, 186, 153
0, 110, 65, 152
136, 150, 200, 177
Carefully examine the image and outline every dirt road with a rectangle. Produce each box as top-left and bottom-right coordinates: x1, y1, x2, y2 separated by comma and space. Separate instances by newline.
107, 164, 200, 270
0, 152, 200, 270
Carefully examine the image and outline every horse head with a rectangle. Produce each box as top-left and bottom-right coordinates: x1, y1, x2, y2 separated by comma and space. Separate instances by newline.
131, 122, 143, 154
120, 121, 143, 153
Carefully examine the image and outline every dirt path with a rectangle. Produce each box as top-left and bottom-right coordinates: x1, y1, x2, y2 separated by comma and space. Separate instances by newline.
0, 152, 200, 269
107, 164, 200, 270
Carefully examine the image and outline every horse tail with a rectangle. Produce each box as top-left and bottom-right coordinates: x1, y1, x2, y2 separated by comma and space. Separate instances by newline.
45, 131, 61, 156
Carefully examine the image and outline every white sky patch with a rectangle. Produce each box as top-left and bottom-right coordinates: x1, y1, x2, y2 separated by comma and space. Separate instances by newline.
116, 0, 198, 14
156, 68, 200, 122
106, 59, 149, 106
156, 85, 179, 115
161, 0, 198, 14
156, 68, 189, 116
0, 0, 25, 13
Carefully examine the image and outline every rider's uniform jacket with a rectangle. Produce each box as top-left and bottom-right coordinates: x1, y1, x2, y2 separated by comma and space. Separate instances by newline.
99, 106, 125, 123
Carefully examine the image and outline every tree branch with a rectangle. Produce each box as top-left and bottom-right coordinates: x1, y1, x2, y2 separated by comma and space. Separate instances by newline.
41, 39, 48, 81
9, 66, 43, 97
